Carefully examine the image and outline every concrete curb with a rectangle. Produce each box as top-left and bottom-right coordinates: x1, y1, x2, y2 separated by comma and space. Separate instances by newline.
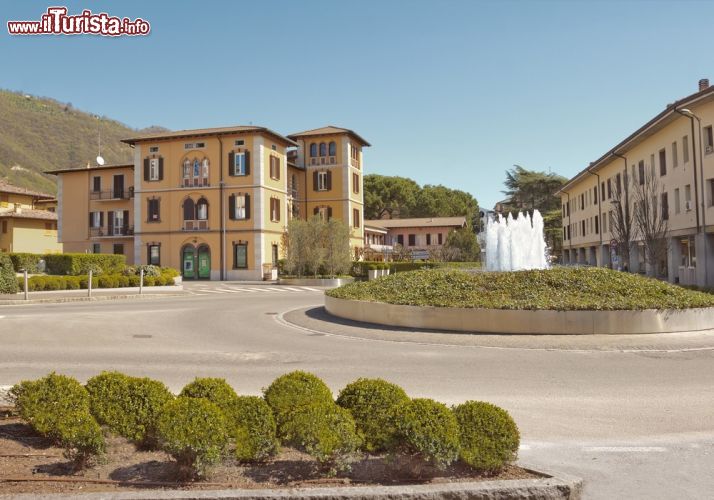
325, 296, 714, 335
0, 469, 582, 499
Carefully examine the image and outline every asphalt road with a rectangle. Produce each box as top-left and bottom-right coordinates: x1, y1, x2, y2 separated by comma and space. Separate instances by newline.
0, 282, 712, 499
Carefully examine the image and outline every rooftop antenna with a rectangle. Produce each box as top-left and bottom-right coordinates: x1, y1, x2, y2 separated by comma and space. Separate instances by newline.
95, 115, 105, 166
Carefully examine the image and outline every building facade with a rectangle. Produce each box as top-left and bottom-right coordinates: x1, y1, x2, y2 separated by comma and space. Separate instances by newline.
558, 79, 714, 287
52, 125, 368, 280
364, 216, 467, 259
0, 181, 61, 254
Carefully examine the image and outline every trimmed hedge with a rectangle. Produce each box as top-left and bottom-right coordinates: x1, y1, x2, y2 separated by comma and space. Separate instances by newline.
336, 378, 409, 452
157, 397, 229, 478
0, 253, 18, 294
350, 261, 481, 278
43, 253, 126, 275
18, 270, 177, 291
329, 267, 714, 311
391, 398, 461, 469
263, 371, 334, 433
180, 377, 238, 415
228, 396, 279, 462
8, 252, 43, 273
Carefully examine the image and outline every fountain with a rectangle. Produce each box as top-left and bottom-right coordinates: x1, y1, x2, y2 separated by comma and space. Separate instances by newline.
485, 210, 549, 271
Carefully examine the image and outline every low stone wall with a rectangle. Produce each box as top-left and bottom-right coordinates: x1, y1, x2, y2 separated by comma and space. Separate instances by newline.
325, 296, 714, 335
279, 277, 355, 287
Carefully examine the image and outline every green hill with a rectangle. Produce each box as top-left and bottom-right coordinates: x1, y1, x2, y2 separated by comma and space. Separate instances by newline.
0, 89, 166, 195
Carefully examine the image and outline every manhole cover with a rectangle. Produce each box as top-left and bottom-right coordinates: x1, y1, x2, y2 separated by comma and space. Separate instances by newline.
133, 334, 152, 339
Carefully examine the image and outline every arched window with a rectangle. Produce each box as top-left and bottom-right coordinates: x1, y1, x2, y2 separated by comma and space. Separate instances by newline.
182, 198, 195, 221
309, 143, 317, 157
328, 141, 336, 156
193, 159, 200, 177
182, 159, 191, 178
319, 142, 327, 157
202, 158, 209, 178
196, 198, 208, 220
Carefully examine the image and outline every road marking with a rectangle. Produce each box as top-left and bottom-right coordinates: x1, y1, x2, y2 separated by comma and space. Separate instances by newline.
266, 287, 286, 292
195, 289, 225, 294
246, 288, 269, 293
0, 315, 4, 319
583, 446, 667, 453
214, 288, 241, 293
300, 287, 322, 292
283, 287, 304, 292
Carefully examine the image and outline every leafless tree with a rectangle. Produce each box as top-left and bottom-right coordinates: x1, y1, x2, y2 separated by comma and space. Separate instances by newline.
633, 168, 669, 277
610, 170, 635, 270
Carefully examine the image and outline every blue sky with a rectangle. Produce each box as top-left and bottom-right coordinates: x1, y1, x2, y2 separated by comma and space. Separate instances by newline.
2, 0, 714, 209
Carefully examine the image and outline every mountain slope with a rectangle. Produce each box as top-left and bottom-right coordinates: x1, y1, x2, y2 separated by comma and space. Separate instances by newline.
0, 90, 166, 195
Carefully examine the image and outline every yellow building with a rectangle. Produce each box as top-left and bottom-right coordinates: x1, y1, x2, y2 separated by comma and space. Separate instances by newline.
51, 125, 368, 280
558, 78, 714, 287
0, 181, 62, 254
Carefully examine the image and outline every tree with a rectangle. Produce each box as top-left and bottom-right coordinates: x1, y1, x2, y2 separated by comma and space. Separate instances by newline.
632, 168, 669, 277
320, 218, 353, 277
412, 185, 479, 226
610, 170, 635, 271
283, 216, 352, 277
443, 227, 481, 262
364, 175, 420, 219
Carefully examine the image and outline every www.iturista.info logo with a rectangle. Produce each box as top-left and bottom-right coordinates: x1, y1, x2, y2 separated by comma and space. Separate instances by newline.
7, 6, 150, 36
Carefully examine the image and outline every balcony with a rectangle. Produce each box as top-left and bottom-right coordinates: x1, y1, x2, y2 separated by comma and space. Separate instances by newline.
309, 156, 337, 166
89, 226, 134, 238
183, 220, 209, 231
90, 188, 134, 201
181, 177, 210, 188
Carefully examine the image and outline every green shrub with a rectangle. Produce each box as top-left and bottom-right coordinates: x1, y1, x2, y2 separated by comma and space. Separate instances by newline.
143, 276, 155, 286
79, 275, 99, 289
44, 253, 125, 276
391, 398, 461, 469
263, 371, 334, 433
0, 252, 18, 294
8, 252, 42, 273
65, 276, 81, 289
336, 378, 409, 452
55, 410, 106, 467
280, 402, 359, 471
180, 377, 238, 414
161, 266, 180, 278
116, 275, 130, 287
226, 396, 278, 462
157, 397, 228, 478
452, 401, 520, 472
124, 264, 161, 277
128, 275, 141, 287
85, 372, 173, 448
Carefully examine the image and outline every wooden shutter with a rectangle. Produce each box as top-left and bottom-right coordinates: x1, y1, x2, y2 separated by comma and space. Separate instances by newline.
244, 151, 250, 175
88, 212, 93, 227
158, 157, 164, 180
313, 171, 319, 190
108, 211, 114, 234
314, 207, 319, 216
143, 158, 149, 181
229, 194, 235, 220
276, 157, 281, 180
100, 212, 104, 227
277, 199, 281, 221
326, 170, 332, 190
327, 206, 333, 219
245, 195, 251, 219
123, 210, 129, 229
228, 151, 235, 176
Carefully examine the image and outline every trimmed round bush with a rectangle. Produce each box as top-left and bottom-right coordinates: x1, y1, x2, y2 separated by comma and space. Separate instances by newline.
226, 396, 278, 462
55, 410, 106, 467
263, 371, 333, 432
280, 402, 360, 470
0, 253, 18, 294
179, 377, 238, 414
85, 372, 173, 448
452, 401, 520, 472
336, 378, 409, 452
391, 398, 461, 469
157, 397, 229, 478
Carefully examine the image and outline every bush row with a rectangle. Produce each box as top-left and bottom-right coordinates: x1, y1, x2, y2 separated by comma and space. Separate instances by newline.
11, 371, 520, 479
17, 270, 178, 291
0, 253, 17, 294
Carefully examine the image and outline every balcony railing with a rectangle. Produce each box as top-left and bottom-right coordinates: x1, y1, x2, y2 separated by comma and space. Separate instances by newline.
90, 188, 134, 200
181, 177, 210, 188
89, 226, 134, 237
182, 220, 209, 231
309, 156, 337, 166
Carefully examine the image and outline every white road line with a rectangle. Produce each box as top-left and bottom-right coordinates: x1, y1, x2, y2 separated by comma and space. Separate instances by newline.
0, 315, 4, 319
214, 288, 241, 293
283, 287, 304, 292
195, 289, 225, 294
583, 446, 667, 453
246, 288, 270, 292
266, 287, 286, 292
300, 287, 322, 292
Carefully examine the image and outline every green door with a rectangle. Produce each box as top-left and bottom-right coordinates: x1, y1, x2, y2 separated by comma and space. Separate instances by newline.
198, 246, 211, 279
182, 247, 195, 279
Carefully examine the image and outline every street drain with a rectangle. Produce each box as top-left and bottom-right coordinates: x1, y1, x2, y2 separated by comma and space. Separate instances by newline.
265, 312, 278, 315
133, 334, 152, 339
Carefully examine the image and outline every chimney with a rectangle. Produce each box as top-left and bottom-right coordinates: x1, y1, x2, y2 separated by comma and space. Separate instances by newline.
699, 79, 710, 91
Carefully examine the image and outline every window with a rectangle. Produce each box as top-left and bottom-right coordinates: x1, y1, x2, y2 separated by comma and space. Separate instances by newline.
92, 176, 101, 192
675, 188, 681, 214
408, 234, 416, 246
705, 126, 714, 152
603, 213, 606, 233
92, 243, 101, 254
580, 193, 584, 210
328, 141, 336, 156
638, 161, 645, 185
353, 173, 360, 194
270, 198, 281, 222
661, 192, 669, 220
149, 158, 160, 181
319, 143, 327, 157
309, 143, 317, 157
581, 220, 585, 236
353, 208, 360, 229
601, 182, 605, 201
616, 173, 621, 194
659, 148, 667, 176
202, 158, 209, 179
193, 159, 200, 178
594, 215, 599, 234
683, 135, 690, 163
196, 198, 208, 220
607, 178, 612, 198
149, 244, 160, 265
317, 171, 328, 191
90, 211, 102, 228
232, 152, 247, 176
147, 198, 160, 222
235, 139, 244, 146
594, 185, 598, 202
113, 244, 124, 255
315, 205, 331, 220
680, 236, 696, 267
271, 144, 277, 151
113, 211, 124, 235
426, 234, 432, 245
397, 234, 404, 246
672, 141, 678, 167
183, 159, 191, 179
709, 180, 714, 207
272, 244, 279, 265
230, 193, 249, 220
149, 146, 159, 153
184, 142, 205, 149
438, 233, 443, 245
269, 156, 281, 180
650, 154, 655, 177
233, 243, 248, 269
685, 184, 692, 210
183, 198, 195, 221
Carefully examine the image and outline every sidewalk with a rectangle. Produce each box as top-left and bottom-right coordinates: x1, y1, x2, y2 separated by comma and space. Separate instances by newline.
0, 285, 186, 306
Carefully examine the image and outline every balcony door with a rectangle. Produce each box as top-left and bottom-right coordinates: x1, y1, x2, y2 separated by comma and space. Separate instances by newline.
113, 175, 124, 199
